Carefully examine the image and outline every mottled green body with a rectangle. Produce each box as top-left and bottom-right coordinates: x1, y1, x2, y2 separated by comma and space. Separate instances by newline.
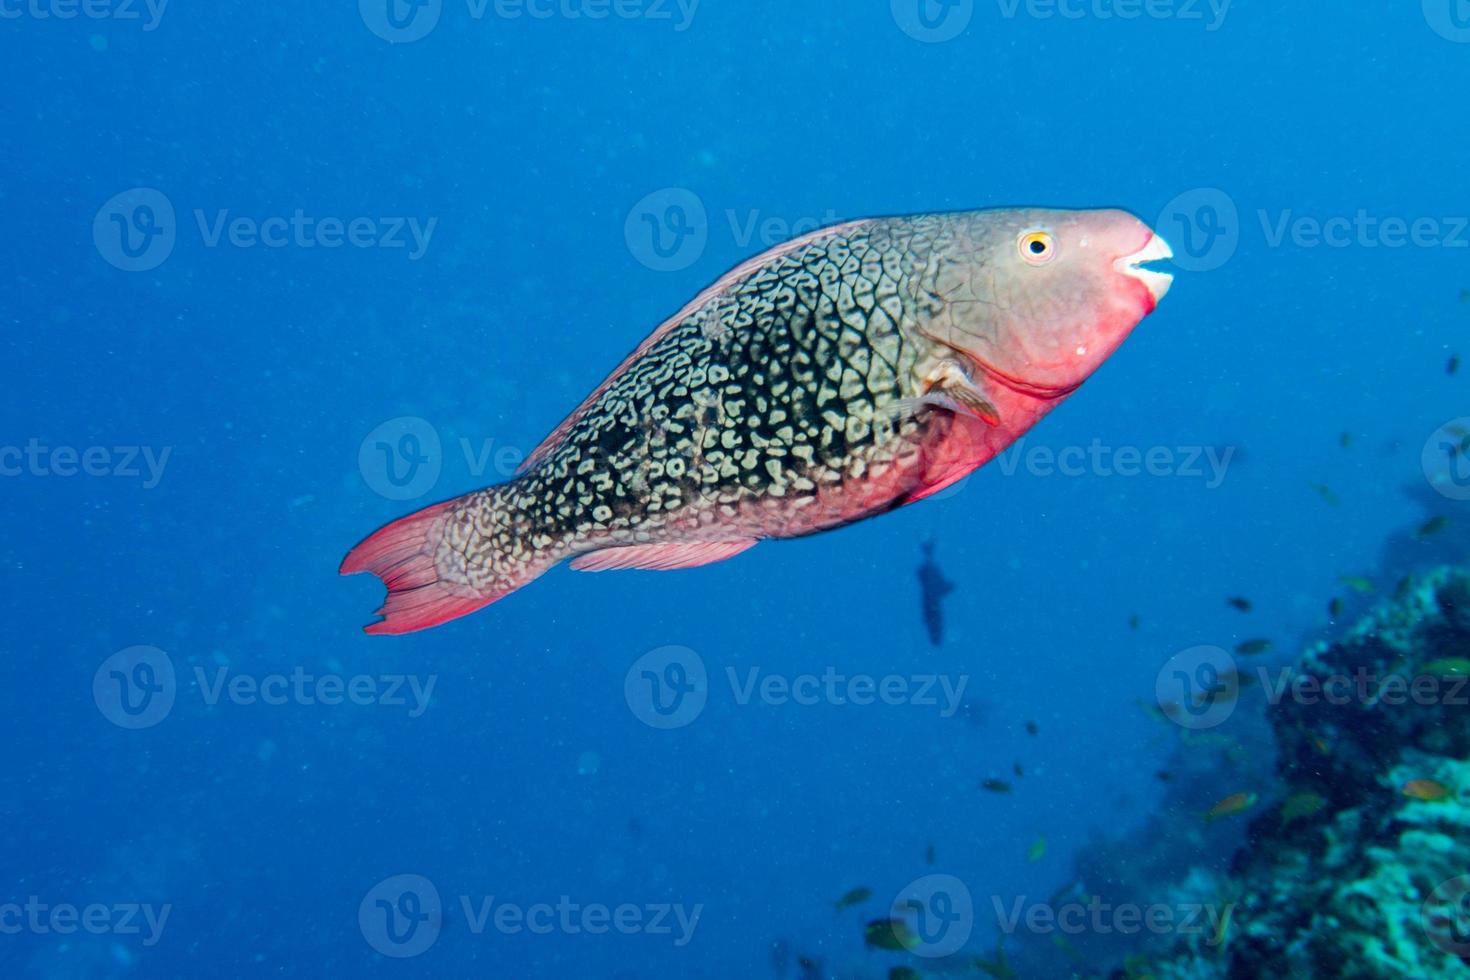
438, 215, 969, 594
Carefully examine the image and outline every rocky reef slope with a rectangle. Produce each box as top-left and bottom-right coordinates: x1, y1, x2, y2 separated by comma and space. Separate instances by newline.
1132, 566, 1470, 979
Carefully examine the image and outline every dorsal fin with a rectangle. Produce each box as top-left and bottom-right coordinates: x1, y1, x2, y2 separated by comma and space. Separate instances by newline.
515, 218, 876, 475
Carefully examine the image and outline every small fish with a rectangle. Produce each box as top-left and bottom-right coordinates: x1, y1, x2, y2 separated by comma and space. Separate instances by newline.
1419, 657, 1470, 677
1122, 954, 1158, 980
1155, 770, 1174, 783
1205, 791, 1259, 823
1461, 288, 1470, 304
1416, 515, 1451, 540
1280, 791, 1326, 825
1339, 432, 1353, 449
1328, 597, 1344, 618
1051, 934, 1085, 964
1309, 733, 1332, 756
1313, 484, 1341, 506
889, 969, 923, 980
1339, 575, 1375, 594
980, 778, 1013, 794
1179, 670, 1246, 712
1236, 638, 1273, 656
863, 917, 920, 952
1013, 761, 1025, 778
1129, 614, 1141, 631
343, 209, 1173, 633
1226, 597, 1253, 613
833, 887, 872, 912
917, 541, 955, 646
1403, 779, 1452, 802
1236, 669, 1258, 687
1027, 836, 1047, 862
1045, 879, 1085, 907
1210, 901, 1235, 949
1450, 355, 1461, 376
1024, 720, 1039, 736
924, 842, 936, 865
1136, 699, 1171, 724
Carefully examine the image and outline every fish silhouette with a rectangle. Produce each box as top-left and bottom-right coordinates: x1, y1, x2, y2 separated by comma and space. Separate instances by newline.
918, 540, 955, 646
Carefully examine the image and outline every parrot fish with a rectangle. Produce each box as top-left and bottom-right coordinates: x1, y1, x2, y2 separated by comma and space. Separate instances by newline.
342, 207, 1173, 633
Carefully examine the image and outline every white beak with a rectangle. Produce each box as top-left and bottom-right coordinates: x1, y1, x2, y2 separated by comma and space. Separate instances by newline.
1115, 234, 1174, 305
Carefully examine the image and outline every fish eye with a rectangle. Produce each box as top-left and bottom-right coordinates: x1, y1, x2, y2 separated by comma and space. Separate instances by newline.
1018, 231, 1056, 265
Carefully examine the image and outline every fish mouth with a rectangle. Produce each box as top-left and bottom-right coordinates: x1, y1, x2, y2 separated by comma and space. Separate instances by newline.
1115, 233, 1174, 306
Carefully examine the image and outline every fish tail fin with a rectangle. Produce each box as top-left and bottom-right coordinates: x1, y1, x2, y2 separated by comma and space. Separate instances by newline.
340, 491, 544, 635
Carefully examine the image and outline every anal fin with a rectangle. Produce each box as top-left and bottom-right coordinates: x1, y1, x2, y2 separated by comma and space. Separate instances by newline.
569, 539, 757, 573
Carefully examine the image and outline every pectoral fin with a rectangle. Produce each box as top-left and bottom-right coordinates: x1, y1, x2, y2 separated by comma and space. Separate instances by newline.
932, 386, 1001, 426
890, 360, 1002, 427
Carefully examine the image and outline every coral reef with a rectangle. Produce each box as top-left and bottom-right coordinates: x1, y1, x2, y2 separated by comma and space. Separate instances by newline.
1117, 566, 1470, 979
768, 497, 1470, 980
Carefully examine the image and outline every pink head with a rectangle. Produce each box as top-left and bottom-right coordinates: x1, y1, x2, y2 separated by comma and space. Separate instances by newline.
922, 208, 1173, 397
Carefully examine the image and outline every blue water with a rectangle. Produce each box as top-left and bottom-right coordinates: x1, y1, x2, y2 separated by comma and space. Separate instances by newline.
5, 2, 1470, 977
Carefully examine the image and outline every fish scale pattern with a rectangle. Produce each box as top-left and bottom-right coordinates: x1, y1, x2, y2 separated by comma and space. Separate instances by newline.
436, 215, 968, 592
